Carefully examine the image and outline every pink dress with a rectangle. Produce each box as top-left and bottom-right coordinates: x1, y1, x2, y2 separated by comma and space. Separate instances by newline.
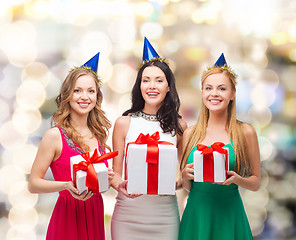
46, 126, 105, 240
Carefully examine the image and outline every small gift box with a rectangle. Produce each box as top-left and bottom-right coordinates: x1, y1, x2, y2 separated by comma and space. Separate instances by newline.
194, 142, 229, 183
125, 132, 177, 195
70, 149, 118, 194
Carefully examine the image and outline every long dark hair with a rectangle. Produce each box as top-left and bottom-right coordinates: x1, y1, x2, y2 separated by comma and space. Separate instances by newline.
123, 60, 183, 136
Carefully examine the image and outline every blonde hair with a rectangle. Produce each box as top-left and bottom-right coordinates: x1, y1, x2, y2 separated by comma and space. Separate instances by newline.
180, 68, 250, 176
51, 68, 111, 152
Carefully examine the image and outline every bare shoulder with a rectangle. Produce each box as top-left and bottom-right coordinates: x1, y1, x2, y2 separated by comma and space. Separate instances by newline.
43, 127, 61, 142
114, 116, 131, 129
178, 118, 188, 132
241, 123, 258, 139
184, 125, 195, 137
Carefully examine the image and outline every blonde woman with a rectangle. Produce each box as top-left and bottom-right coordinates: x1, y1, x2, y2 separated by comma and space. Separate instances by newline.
179, 54, 260, 240
28, 53, 114, 240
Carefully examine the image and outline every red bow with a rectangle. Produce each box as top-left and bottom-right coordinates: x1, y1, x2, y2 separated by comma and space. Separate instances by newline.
73, 149, 118, 193
196, 142, 228, 182
125, 131, 173, 194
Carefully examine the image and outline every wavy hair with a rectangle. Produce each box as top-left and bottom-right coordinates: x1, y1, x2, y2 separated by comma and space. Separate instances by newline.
51, 68, 111, 152
123, 60, 183, 136
180, 68, 250, 176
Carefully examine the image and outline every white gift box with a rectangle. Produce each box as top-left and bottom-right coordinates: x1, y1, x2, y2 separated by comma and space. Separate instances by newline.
70, 151, 108, 194
194, 148, 229, 183
126, 144, 177, 195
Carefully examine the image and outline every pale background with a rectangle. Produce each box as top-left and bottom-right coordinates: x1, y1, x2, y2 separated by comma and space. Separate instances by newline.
0, 0, 296, 239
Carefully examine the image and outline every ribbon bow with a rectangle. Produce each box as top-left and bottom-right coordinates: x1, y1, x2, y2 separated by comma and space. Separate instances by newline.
125, 131, 173, 194
73, 149, 118, 193
196, 142, 229, 182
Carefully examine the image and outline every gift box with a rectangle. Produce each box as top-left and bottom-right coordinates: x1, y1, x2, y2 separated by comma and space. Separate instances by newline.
70, 149, 118, 194
125, 132, 177, 195
194, 142, 229, 183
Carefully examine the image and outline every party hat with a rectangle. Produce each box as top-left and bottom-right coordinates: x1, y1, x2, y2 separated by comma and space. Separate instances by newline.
142, 37, 160, 61
70, 52, 101, 83
82, 52, 100, 73
207, 53, 237, 78
214, 53, 227, 67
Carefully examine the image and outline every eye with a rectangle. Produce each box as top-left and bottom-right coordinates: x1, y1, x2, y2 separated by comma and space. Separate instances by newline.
142, 79, 149, 83
204, 87, 211, 90
220, 87, 226, 91
89, 89, 96, 93
157, 79, 163, 83
73, 89, 80, 93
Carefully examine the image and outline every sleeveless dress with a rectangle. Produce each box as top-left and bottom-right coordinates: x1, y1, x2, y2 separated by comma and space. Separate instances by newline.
111, 112, 180, 240
178, 143, 253, 240
46, 126, 106, 240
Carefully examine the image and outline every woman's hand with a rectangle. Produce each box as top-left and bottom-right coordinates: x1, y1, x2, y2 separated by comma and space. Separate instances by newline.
65, 181, 93, 201
223, 171, 240, 185
182, 163, 194, 181
118, 180, 141, 199
108, 168, 115, 182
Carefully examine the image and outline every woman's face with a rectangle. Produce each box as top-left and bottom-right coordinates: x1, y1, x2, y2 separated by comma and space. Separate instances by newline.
202, 72, 235, 113
140, 66, 169, 109
69, 74, 97, 117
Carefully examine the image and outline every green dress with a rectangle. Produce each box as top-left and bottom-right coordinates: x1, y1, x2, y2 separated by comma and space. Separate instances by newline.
178, 143, 253, 240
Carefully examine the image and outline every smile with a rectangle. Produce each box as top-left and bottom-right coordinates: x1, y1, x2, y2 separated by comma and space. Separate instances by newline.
209, 99, 222, 104
78, 102, 90, 108
147, 92, 159, 97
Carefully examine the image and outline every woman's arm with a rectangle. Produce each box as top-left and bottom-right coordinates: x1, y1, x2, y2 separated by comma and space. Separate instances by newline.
180, 126, 195, 192
176, 118, 188, 189
28, 127, 93, 201
111, 116, 130, 192
223, 123, 261, 191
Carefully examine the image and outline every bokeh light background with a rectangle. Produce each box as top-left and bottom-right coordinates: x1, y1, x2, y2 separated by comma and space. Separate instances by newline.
0, 0, 296, 239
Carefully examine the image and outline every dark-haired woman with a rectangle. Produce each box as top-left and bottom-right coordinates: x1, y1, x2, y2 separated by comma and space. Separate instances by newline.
111, 58, 187, 240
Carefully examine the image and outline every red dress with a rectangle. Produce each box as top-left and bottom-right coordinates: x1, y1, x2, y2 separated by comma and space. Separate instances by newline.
46, 127, 105, 240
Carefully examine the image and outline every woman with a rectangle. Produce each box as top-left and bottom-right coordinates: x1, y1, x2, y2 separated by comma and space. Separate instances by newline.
28, 53, 114, 240
178, 53, 260, 240
111, 38, 187, 240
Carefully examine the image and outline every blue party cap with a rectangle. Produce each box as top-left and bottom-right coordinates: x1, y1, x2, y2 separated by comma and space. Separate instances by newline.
206, 53, 237, 79
69, 52, 101, 84
214, 53, 227, 67
142, 37, 160, 61
82, 52, 100, 73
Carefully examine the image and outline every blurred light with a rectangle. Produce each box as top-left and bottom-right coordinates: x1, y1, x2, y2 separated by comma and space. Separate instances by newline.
12, 144, 38, 174
80, 31, 113, 57
258, 136, 276, 161
21, 62, 51, 87
135, 2, 154, 18
12, 108, 42, 134
7, 225, 36, 240
0, 20, 37, 67
107, 64, 136, 93
118, 93, 132, 114
24, 0, 50, 19
16, 80, 46, 110
250, 83, 275, 108
268, 206, 293, 233
191, 3, 219, 24
97, 55, 113, 83
163, 40, 180, 54
184, 47, 207, 61
0, 4, 13, 28
283, 96, 296, 118
242, 38, 268, 62
0, 98, 10, 123
8, 204, 38, 231
0, 165, 25, 194
140, 22, 163, 40
159, 13, 178, 26
281, 65, 296, 92
270, 32, 289, 45
0, 121, 28, 150
288, 48, 296, 62
45, 72, 62, 99
248, 106, 272, 127
8, 181, 39, 208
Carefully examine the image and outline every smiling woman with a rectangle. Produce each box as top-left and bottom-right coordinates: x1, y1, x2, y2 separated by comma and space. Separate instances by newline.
28, 53, 114, 240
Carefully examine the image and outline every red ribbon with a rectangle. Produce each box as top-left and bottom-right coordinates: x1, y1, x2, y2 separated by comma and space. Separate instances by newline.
73, 149, 118, 193
196, 142, 229, 182
125, 131, 173, 194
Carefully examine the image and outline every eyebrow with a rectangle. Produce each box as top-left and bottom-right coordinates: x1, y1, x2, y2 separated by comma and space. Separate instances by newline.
142, 76, 165, 79
205, 84, 227, 87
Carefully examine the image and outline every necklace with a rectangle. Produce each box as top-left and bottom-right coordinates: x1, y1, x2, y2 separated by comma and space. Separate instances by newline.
129, 111, 158, 121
